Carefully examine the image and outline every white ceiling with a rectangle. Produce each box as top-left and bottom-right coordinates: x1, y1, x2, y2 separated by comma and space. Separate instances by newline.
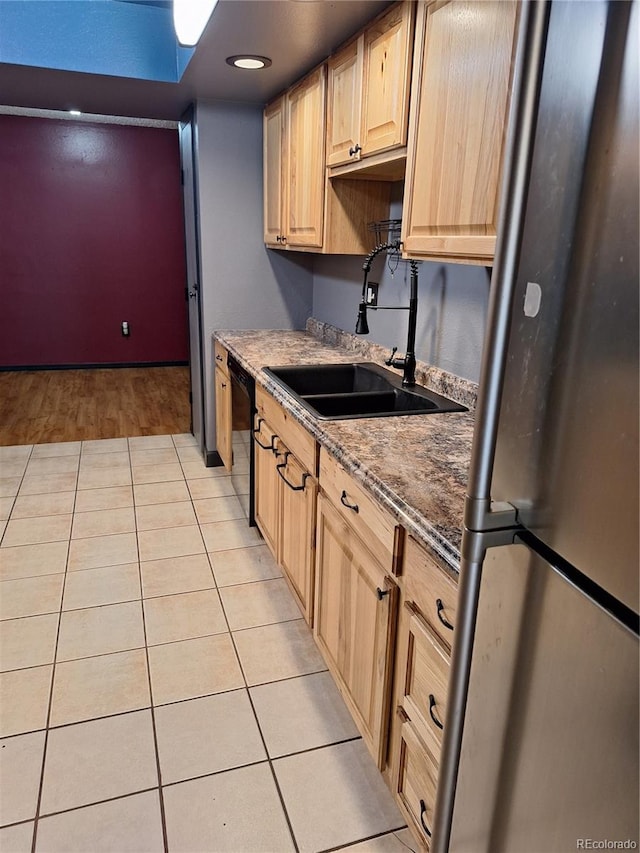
0, 0, 391, 121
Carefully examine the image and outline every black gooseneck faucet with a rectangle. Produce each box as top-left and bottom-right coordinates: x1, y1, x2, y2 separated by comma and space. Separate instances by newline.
355, 241, 419, 387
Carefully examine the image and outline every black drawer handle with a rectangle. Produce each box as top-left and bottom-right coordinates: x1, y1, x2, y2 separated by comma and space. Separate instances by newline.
276, 453, 309, 492
428, 693, 444, 730
376, 587, 389, 601
436, 598, 454, 631
340, 490, 359, 513
252, 419, 276, 451
349, 144, 362, 156
419, 800, 432, 837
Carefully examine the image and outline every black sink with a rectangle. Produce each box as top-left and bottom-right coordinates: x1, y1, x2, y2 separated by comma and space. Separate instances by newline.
262, 362, 467, 420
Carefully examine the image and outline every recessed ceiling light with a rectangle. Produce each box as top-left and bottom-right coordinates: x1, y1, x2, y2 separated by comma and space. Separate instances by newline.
226, 55, 272, 70
69, 109, 82, 116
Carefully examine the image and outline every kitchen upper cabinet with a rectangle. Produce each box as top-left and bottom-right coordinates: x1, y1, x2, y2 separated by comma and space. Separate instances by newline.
263, 96, 285, 245
264, 66, 327, 250
326, 2, 414, 170
401, 0, 519, 265
286, 66, 327, 248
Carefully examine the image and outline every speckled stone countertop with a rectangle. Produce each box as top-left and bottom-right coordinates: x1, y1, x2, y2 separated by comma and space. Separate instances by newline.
214, 321, 477, 576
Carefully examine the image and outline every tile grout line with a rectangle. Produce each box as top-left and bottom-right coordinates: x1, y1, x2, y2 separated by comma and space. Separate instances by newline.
181, 458, 305, 852
212, 539, 302, 853
131, 440, 169, 853
29, 457, 78, 853
0, 444, 35, 547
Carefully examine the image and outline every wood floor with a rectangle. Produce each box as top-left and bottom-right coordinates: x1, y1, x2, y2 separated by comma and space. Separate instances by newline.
0, 366, 191, 446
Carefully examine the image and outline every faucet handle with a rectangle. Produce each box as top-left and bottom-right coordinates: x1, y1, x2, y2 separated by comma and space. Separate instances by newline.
384, 347, 398, 366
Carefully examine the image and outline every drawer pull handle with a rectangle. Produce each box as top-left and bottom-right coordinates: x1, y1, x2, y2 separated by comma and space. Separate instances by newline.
340, 490, 359, 513
436, 598, 454, 631
376, 587, 389, 601
276, 452, 309, 492
428, 694, 444, 730
221, 382, 227, 389
252, 419, 276, 451
419, 800, 432, 838
349, 144, 362, 156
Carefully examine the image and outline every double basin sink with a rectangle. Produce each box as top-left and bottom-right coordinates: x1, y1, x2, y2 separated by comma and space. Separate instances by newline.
262, 362, 467, 420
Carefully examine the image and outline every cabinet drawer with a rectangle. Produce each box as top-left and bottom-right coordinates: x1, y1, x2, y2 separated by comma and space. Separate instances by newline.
319, 447, 396, 565
405, 536, 458, 651
402, 604, 449, 762
214, 341, 229, 376
256, 386, 316, 474
397, 718, 438, 847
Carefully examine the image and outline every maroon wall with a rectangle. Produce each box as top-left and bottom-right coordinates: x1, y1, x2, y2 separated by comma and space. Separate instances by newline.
0, 114, 188, 367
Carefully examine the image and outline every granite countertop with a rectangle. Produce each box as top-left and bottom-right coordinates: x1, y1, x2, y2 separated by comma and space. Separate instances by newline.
214, 323, 477, 576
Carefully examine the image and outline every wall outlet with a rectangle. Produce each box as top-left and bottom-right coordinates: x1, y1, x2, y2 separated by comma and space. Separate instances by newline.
366, 282, 379, 306
121, 321, 130, 337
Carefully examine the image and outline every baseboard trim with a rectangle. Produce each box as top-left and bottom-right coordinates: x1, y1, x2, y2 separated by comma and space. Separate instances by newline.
0, 361, 189, 372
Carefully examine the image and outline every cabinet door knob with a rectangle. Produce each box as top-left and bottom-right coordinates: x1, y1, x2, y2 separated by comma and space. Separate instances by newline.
349, 144, 362, 156
276, 235, 281, 242
340, 490, 359, 513
436, 598, 454, 631
376, 587, 389, 601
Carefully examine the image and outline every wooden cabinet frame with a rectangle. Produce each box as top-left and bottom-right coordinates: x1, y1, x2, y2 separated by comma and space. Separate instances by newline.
314, 492, 397, 768
253, 411, 317, 624
401, 0, 519, 265
326, 1, 414, 170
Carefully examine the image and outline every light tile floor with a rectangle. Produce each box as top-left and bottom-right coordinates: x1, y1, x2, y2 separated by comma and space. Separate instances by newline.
0, 433, 415, 853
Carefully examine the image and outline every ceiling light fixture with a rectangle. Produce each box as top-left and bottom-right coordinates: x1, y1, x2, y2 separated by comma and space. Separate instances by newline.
225, 55, 272, 70
173, 0, 218, 47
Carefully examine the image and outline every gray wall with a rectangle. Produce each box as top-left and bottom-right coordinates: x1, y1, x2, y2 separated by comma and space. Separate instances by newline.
311, 187, 491, 382
195, 99, 313, 453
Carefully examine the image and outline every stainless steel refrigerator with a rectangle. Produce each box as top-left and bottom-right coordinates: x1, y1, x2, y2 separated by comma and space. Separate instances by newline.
433, 2, 639, 851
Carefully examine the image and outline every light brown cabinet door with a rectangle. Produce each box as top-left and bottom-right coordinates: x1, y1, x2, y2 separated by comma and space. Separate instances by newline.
214, 366, 232, 472
254, 419, 280, 557
263, 96, 285, 245
286, 66, 326, 248
278, 450, 317, 626
396, 718, 439, 847
326, 37, 363, 167
402, 0, 518, 264
314, 492, 395, 767
361, 0, 414, 157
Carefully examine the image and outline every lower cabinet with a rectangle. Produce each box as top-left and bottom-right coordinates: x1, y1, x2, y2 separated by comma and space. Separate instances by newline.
314, 491, 397, 768
396, 717, 439, 846
253, 412, 317, 625
248, 381, 460, 851
214, 365, 232, 472
390, 536, 458, 848
253, 416, 280, 557
278, 449, 317, 625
